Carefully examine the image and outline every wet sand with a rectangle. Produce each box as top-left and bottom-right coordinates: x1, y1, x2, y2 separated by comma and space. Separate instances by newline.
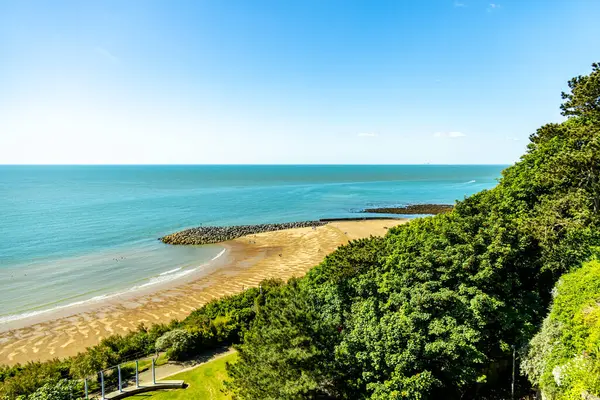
0, 219, 406, 366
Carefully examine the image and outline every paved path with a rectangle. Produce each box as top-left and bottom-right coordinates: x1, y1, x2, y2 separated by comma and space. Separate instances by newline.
92, 348, 235, 399
138, 348, 235, 383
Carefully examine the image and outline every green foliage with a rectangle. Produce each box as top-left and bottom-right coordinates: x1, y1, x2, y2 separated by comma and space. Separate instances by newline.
156, 329, 194, 361
16, 379, 81, 400
0, 360, 70, 400
226, 238, 391, 399
227, 279, 341, 399
68, 323, 170, 379
0, 279, 282, 399
226, 63, 600, 399
523, 260, 600, 399
130, 352, 238, 400
520, 316, 562, 388
179, 278, 285, 353
561, 62, 600, 121
3, 62, 600, 400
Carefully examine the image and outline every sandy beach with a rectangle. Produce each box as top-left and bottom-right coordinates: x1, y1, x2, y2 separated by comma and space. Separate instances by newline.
0, 219, 407, 366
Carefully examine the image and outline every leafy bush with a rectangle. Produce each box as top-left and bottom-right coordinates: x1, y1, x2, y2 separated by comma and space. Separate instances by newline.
227, 278, 340, 399
0, 360, 70, 400
3, 62, 600, 400
16, 379, 81, 400
0, 279, 280, 399
155, 329, 194, 361
523, 260, 600, 399
226, 63, 600, 399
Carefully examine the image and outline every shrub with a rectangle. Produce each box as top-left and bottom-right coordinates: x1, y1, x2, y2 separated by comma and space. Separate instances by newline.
16, 379, 81, 400
0, 280, 275, 398
155, 329, 194, 361
226, 63, 600, 399
523, 260, 600, 399
0, 360, 69, 399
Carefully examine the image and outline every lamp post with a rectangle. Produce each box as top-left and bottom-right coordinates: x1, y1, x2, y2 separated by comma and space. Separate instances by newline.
118, 364, 122, 392
136, 360, 140, 388
511, 345, 516, 400
152, 358, 156, 384
100, 371, 105, 400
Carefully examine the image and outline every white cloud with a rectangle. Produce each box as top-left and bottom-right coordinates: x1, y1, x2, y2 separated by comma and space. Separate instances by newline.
433, 131, 467, 138
357, 132, 378, 137
95, 47, 119, 64
454, 2, 466, 7
487, 3, 500, 11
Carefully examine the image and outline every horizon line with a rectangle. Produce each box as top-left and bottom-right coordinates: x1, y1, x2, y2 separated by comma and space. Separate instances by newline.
0, 163, 512, 167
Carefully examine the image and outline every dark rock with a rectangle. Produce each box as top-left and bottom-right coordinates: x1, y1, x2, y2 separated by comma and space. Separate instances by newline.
161, 221, 328, 245
362, 204, 454, 215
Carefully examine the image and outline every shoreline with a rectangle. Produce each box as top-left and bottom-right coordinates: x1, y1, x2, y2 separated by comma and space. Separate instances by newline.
0, 247, 231, 329
161, 220, 328, 245
0, 218, 405, 328
160, 218, 409, 246
0, 219, 407, 366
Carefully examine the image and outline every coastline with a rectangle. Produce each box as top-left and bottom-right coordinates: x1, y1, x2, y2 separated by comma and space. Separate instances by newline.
0, 247, 231, 329
0, 219, 407, 366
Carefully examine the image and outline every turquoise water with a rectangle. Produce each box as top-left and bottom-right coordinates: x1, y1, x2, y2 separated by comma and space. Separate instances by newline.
0, 165, 506, 321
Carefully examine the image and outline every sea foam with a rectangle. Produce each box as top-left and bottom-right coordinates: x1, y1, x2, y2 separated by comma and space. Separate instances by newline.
0, 248, 227, 325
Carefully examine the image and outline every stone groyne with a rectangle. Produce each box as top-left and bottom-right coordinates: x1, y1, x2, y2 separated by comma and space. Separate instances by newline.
161, 221, 328, 245
362, 204, 454, 215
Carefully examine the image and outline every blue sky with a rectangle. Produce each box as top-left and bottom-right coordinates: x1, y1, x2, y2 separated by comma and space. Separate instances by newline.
1, 0, 599, 164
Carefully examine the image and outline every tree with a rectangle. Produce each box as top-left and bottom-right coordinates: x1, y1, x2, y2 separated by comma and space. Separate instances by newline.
522, 261, 600, 399
225, 63, 600, 399
17, 380, 81, 400
561, 62, 600, 120
226, 278, 341, 399
155, 329, 194, 361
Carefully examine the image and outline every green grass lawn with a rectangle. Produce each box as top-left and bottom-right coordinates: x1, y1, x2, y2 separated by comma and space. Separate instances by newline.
122, 353, 169, 374
130, 352, 237, 400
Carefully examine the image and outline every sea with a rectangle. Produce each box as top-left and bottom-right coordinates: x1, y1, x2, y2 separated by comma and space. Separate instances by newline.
0, 165, 506, 323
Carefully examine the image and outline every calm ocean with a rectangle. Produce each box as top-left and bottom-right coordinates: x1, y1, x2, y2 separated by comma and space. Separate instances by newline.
0, 165, 505, 321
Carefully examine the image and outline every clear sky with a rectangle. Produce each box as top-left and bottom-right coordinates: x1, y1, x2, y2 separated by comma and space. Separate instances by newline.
1, 0, 599, 164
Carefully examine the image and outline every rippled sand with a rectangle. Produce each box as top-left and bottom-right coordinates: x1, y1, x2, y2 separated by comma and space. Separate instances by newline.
0, 219, 406, 365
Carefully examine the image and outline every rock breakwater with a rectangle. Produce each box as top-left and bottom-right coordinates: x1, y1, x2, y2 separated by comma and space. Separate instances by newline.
161, 221, 328, 245
362, 204, 454, 215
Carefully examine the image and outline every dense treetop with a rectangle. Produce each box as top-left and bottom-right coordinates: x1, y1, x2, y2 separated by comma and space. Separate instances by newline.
1, 63, 599, 400
522, 260, 600, 399
226, 63, 600, 399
